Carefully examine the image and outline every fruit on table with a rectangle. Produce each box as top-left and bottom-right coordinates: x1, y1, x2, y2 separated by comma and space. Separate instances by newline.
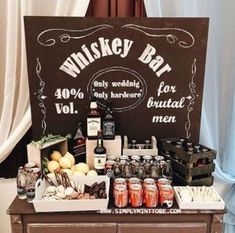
72, 170, 86, 176
87, 170, 98, 176
74, 163, 89, 174
47, 161, 60, 173
46, 151, 92, 176
50, 150, 62, 161
59, 156, 72, 169
62, 168, 73, 177
64, 152, 75, 166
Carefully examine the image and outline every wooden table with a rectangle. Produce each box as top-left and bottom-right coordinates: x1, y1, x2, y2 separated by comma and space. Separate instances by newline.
7, 197, 225, 233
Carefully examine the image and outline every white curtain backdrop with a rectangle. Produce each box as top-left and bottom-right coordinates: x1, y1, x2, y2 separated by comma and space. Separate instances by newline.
144, 0, 235, 232
0, 0, 90, 163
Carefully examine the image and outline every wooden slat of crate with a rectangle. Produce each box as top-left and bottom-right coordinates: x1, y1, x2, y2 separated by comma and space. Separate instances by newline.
161, 138, 216, 164
173, 173, 214, 186
170, 158, 215, 177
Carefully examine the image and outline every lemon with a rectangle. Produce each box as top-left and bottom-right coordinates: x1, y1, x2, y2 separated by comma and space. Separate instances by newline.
50, 150, 62, 161
47, 160, 60, 173
59, 156, 72, 169
64, 152, 75, 166
75, 163, 89, 174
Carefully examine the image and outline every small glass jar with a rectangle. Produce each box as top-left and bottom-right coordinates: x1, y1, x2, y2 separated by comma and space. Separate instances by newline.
105, 160, 115, 178
25, 168, 36, 203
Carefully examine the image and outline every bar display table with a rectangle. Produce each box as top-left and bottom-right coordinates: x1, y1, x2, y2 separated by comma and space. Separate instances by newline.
7, 197, 225, 233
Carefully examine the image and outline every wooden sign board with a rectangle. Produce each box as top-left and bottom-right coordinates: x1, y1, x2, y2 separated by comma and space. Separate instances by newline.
24, 17, 209, 142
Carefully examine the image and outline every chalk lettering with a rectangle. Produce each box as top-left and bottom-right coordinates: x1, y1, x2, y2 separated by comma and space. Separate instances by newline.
157, 81, 176, 97
60, 37, 134, 78
138, 43, 172, 77
147, 97, 185, 108
152, 115, 176, 123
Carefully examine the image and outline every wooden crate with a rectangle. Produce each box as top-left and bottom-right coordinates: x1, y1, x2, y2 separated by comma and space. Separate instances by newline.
123, 136, 158, 157
159, 137, 216, 186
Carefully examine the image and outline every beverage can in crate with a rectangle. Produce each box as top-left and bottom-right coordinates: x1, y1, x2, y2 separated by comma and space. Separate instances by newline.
114, 184, 128, 208
159, 185, 174, 208
144, 185, 158, 208
129, 184, 143, 207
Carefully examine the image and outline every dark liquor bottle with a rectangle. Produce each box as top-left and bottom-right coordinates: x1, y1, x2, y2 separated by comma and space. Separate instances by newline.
103, 101, 115, 140
87, 97, 101, 139
73, 122, 86, 163
94, 130, 106, 175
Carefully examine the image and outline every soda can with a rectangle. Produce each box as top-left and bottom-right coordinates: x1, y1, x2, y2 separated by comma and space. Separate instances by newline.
114, 185, 128, 208
114, 178, 127, 186
143, 178, 155, 189
157, 178, 170, 188
129, 184, 143, 207
128, 177, 141, 187
144, 185, 158, 208
159, 185, 174, 208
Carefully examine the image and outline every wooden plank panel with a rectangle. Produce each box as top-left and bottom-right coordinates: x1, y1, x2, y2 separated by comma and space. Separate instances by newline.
27, 223, 116, 233
119, 223, 207, 233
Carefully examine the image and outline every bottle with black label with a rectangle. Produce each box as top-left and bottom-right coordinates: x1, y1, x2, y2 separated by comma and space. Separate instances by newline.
103, 101, 115, 140
94, 130, 106, 175
87, 97, 101, 139
73, 122, 86, 163
16, 166, 27, 200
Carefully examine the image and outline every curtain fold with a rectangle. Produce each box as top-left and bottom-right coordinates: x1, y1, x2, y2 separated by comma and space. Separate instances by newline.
0, 0, 90, 164
144, 1, 235, 232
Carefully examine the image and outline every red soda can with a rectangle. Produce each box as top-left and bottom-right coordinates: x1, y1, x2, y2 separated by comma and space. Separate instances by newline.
159, 185, 174, 208
128, 177, 141, 187
114, 178, 127, 186
129, 184, 143, 207
143, 178, 155, 189
114, 185, 128, 208
144, 185, 158, 208
157, 178, 170, 188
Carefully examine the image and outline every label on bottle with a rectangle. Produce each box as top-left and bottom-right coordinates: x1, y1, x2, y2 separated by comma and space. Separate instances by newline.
103, 121, 115, 137
26, 188, 35, 199
87, 118, 101, 137
17, 185, 26, 195
94, 153, 106, 170
73, 143, 86, 157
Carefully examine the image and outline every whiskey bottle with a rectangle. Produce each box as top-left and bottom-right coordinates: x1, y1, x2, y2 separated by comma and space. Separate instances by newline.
103, 101, 115, 140
94, 130, 106, 175
73, 122, 86, 163
87, 97, 101, 139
